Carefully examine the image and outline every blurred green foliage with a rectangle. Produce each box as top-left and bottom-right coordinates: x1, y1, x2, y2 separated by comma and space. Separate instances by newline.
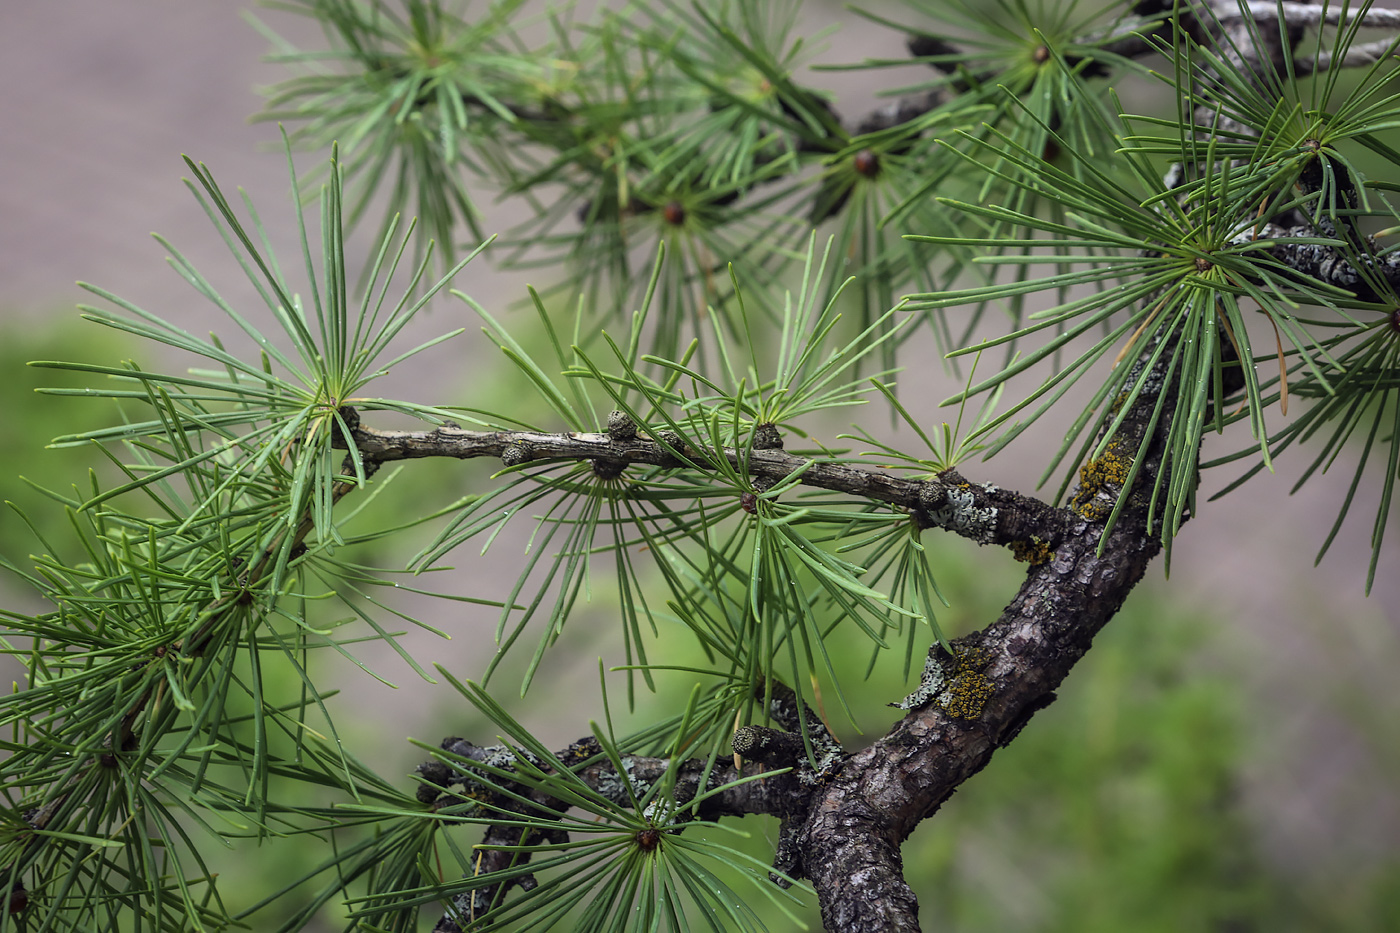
0, 317, 136, 563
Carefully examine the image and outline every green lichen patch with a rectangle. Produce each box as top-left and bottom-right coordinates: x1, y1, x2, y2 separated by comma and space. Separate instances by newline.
936, 645, 994, 720
1071, 446, 1133, 521
1009, 536, 1054, 565
899, 643, 996, 717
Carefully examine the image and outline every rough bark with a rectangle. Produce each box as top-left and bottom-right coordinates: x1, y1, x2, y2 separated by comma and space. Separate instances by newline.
795, 499, 1162, 929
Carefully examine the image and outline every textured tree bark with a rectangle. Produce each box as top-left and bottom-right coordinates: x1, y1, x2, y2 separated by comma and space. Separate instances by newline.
785, 305, 1180, 928
795, 500, 1163, 930
342, 425, 1073, 550
789, 4, 1339, 924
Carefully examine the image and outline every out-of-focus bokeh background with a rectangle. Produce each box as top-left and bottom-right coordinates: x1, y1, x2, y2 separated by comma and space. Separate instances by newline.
2, 2, 1399, 929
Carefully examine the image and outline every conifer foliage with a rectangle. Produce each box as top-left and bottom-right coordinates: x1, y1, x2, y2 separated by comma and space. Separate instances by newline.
4, 2, 1400, 931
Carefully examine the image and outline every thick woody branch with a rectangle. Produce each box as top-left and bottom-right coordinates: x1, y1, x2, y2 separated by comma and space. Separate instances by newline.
781, 7, 1315, 926
414, 688, 841, 830
796, 506, 1160, 931
1298, 35, 1400, 73
786, 326, 1181, 931
1239, 1, 1400, 29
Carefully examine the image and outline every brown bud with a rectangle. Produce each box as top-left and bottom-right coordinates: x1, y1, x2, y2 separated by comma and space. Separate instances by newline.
853, 149, 880, 178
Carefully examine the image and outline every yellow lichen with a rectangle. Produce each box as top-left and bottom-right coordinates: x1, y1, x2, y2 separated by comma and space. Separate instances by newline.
1070, 446, 1133, 521
935, 646, 994, 720
1080, 447, 1131, 488
1009, 536, 1053, 565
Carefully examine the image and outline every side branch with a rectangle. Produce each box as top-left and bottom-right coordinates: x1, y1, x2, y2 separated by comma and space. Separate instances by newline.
1235, 223, 1400, 301
420, 679, 834, 931
343, 423, 1073, 550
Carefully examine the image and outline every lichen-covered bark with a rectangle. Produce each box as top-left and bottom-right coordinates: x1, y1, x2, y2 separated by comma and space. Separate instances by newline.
790, 315, 1177, 929
795, 507, 1162, 930
344, 426, 1072, 550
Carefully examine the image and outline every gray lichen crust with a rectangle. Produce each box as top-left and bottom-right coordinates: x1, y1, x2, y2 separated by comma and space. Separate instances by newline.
894, 643, 993, 720
593, 756, 651, 806
894, 652, 950, 711
928, 484, 998, 543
